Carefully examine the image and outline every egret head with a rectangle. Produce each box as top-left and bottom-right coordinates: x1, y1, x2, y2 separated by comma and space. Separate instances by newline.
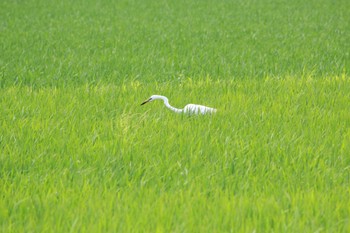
141, 95, 156, 105
141, 95, 166, 105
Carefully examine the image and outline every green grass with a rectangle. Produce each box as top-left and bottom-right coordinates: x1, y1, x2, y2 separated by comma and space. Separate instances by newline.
1, 0, 349, 86
1, 77, 350, 232
1, 0, 350, 232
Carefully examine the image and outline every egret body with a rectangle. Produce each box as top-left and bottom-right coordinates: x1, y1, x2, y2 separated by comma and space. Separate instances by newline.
141, 95, 217, 115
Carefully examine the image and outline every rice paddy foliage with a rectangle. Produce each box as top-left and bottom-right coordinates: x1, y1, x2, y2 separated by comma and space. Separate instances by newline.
1, 77, 350, 232
1, 0, 349, 87
1, 0, 350, 232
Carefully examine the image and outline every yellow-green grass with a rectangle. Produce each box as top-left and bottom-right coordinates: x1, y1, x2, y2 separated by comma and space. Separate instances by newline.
1, 0, 350, 232
1, 77, 350, 232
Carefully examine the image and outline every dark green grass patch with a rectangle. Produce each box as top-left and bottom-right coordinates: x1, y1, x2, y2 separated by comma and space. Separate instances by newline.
1, 0, 349, 87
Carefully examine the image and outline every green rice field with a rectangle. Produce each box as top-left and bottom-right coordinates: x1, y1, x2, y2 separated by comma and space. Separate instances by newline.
1, 0, 350, 232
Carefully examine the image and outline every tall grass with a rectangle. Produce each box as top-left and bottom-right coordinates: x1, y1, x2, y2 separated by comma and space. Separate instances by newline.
1, 0, 350, 232
1, 77, 350, 232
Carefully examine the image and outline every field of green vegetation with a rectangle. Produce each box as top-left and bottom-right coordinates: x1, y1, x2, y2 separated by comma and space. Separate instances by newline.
1, 0, 350, 232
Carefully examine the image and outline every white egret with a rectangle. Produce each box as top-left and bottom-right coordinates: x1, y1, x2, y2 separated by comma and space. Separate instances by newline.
141, 95, 217, 115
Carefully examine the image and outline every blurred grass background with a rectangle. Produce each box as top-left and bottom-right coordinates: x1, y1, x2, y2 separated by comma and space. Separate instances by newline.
1, 0, 349, 87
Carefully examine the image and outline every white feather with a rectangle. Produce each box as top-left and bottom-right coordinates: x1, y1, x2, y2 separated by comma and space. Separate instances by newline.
141, 95, 217, 115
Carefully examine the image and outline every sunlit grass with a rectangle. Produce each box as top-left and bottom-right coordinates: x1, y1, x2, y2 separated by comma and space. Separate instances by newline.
1, 77, 350, 232
1, 0, 350, 231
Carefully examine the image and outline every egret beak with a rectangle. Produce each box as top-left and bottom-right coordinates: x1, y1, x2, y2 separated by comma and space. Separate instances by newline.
141, 99, 150, 106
